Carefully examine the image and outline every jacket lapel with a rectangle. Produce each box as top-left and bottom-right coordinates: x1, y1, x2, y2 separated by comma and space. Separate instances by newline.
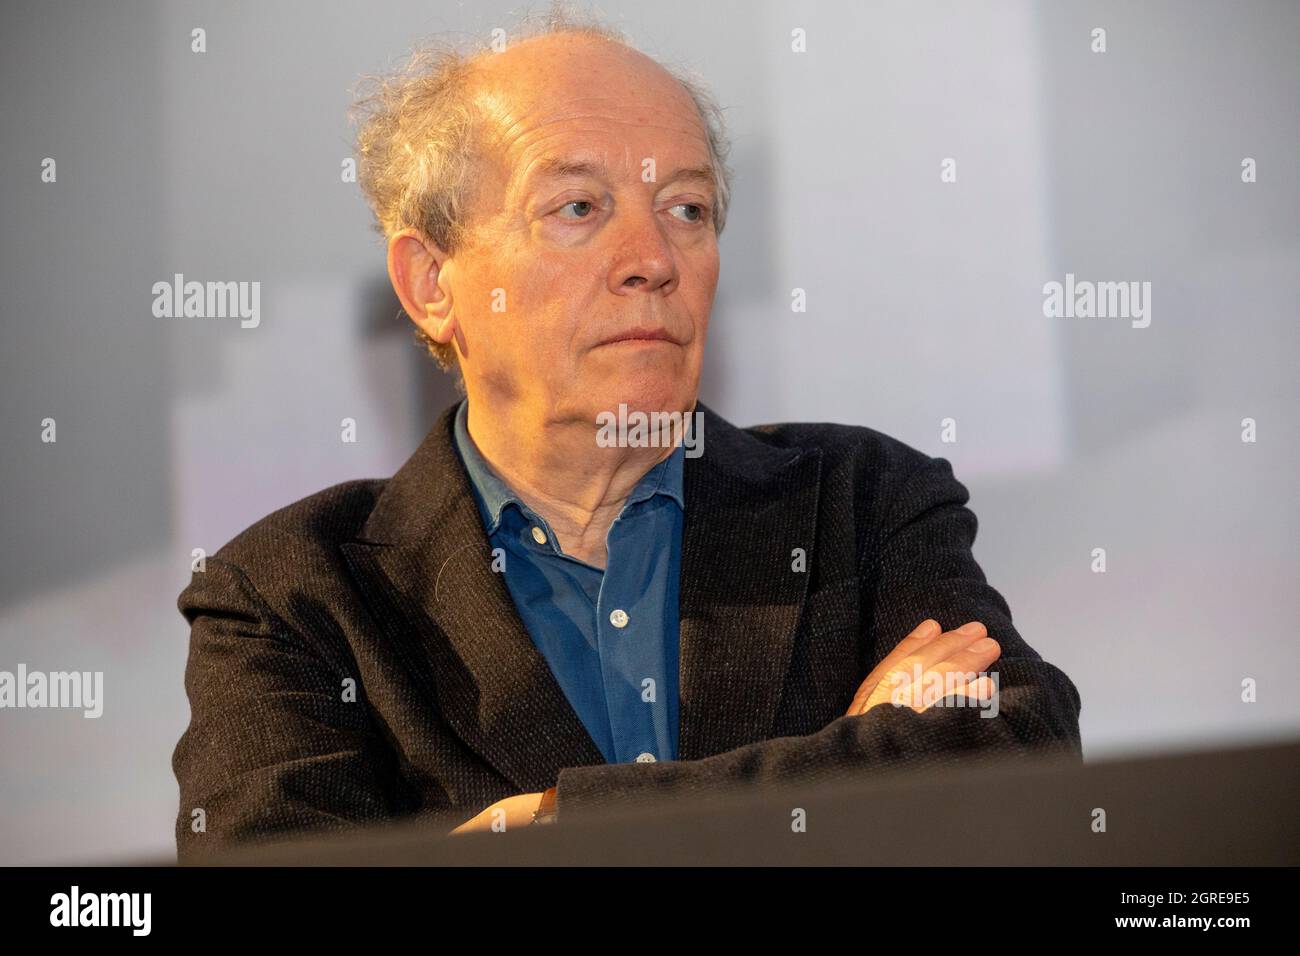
339, 399, 822, 789
677, 403, 822, 759
340, 404, 605, 794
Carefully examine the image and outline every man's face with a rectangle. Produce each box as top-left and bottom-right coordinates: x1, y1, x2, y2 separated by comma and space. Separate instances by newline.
446, 36, 719, 426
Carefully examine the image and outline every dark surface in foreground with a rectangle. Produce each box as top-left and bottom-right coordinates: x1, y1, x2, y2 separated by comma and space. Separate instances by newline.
181, 740, 1297, 866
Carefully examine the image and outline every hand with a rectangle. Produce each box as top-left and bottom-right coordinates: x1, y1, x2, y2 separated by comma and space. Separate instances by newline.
449, 792, 546, 835
845, 618, 1000, 717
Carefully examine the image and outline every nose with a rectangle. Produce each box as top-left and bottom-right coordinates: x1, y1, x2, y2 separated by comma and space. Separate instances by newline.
607, 205, 678, 296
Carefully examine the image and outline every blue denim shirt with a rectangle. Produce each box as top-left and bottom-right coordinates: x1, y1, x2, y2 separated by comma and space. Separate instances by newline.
451, 399, 683, 764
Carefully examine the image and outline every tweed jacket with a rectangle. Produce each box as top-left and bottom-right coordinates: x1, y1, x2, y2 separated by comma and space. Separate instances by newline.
172, 400, 1083, 860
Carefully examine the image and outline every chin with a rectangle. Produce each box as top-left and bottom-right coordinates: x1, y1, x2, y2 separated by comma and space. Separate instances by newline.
580, 352, 698, 419
583, 376, 694, 421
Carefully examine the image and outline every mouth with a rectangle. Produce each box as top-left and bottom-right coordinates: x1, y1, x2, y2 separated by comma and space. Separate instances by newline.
597, 327, 679, 347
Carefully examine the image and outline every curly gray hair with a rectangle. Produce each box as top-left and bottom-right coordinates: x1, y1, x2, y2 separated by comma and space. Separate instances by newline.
349, 3, 733, 373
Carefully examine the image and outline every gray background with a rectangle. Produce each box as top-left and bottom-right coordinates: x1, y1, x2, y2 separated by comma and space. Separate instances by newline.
1, 0, 1296, 864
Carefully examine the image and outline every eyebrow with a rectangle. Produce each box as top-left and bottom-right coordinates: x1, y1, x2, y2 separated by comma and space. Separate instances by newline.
524, 157, 717, 193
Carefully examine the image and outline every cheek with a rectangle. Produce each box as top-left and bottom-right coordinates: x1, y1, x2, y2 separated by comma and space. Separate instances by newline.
686, 280, 716, 348
467, 252, 572, 364
524, 260, 598, 359
684, 247, 720, 315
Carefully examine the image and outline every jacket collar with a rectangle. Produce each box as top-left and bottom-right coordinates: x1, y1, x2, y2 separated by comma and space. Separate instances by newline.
341, 399, 821, 792
450, 397, 684, 537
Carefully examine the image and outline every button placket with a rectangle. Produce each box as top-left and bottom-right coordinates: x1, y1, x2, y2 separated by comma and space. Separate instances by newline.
594, 493, 680, 765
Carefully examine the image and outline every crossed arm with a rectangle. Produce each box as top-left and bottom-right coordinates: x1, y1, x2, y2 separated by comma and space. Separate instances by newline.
455, 455, 1083, 831
174, 455, 1082, 850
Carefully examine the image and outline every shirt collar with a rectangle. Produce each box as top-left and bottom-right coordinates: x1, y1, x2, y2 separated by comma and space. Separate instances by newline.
452, 399, 685, 536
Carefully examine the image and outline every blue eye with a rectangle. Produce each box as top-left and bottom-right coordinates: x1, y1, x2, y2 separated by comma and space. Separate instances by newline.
557, 200, 595, 219
671, 203, 705, 223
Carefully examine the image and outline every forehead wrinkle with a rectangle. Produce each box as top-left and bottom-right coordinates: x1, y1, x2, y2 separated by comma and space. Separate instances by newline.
505, 117, 710, 197
470, 78, 713, 212
499, 108, 706, 155
477, 81, 704, 141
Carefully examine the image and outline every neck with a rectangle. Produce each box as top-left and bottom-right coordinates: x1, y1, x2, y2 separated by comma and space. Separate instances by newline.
463, 393, 688, 569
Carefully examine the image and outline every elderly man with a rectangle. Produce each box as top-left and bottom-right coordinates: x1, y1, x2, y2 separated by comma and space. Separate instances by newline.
172, 18, 1081, 858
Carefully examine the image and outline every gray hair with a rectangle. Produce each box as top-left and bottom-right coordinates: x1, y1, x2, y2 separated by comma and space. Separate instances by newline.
349, 3, 733, 372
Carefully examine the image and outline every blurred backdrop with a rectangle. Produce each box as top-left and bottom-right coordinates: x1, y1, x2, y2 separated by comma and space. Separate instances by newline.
1, 0, 1296, 864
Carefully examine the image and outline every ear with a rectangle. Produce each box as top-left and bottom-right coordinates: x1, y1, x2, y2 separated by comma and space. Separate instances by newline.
387, 228, 460, 349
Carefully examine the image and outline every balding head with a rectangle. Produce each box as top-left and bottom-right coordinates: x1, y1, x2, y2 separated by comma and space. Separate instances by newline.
461, 31, 720, 249
352, 14, 731, 373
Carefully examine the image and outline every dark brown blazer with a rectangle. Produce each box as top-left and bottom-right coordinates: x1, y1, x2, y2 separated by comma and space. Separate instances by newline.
172, 400, 1082, 860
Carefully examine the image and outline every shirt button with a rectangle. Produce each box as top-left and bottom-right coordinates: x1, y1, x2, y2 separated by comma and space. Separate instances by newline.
609, 609, 629, 628
530, 526, 547, 545
635, 752, 657, 763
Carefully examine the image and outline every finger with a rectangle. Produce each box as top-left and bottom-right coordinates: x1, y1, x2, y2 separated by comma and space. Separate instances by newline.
888, 617, 945, 655
895, 635, 999, 712
849, 621, 989, 716
942, 636, 1001, 671
887, 668, 993, 714
854, 618, 943, 695
846, 619, 940, 715
896, 622, 991, 679
861, 661, 1000, 716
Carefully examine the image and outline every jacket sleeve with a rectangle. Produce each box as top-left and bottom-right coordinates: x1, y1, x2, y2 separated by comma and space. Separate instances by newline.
553, 454, 1083, 819
171, 555, 404, 862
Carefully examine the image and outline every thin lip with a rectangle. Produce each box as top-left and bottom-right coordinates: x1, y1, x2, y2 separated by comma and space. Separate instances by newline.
597, 327, 679, 346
